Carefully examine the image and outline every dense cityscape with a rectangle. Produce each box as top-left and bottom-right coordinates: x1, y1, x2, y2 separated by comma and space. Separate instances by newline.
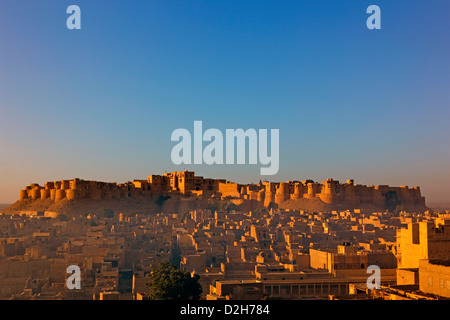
0, 171, 449, 300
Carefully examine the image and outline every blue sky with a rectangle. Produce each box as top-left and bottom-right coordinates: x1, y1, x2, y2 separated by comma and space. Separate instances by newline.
0, 0, 449, 203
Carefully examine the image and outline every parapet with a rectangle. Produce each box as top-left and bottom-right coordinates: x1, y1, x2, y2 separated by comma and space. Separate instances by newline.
15, 172, 427, 212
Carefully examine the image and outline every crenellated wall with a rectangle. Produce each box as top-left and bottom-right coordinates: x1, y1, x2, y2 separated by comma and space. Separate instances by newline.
17, 171, 426, 211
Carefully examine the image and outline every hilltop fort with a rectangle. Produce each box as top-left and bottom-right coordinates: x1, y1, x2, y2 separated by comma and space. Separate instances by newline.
2, 171, 427, 216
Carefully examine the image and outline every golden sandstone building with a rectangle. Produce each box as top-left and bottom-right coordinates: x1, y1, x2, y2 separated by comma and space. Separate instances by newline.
396, 217, 450, 296
15, 171, 426, 214
1, 170, 449, 300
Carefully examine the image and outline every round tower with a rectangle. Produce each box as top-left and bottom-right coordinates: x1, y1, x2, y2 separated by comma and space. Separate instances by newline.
66, 189, 76, 200
275, 183, 289, 204
61, 180, 70, 190
292, 183, 303, 200
51, 188, 57, 200
263, 183, 276, 207
40, 189, 50, 200
55, 189, 66, 202
31, 187, 41, 200
19, 190, 28, 201
318, 180, 334, 204
304, 183, 316, 199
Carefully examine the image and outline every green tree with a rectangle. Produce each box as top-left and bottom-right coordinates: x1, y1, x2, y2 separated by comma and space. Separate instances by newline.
145, 262, 202, 300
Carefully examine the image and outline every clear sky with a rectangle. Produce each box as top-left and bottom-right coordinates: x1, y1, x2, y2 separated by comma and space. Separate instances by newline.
0, 0, 449, 204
